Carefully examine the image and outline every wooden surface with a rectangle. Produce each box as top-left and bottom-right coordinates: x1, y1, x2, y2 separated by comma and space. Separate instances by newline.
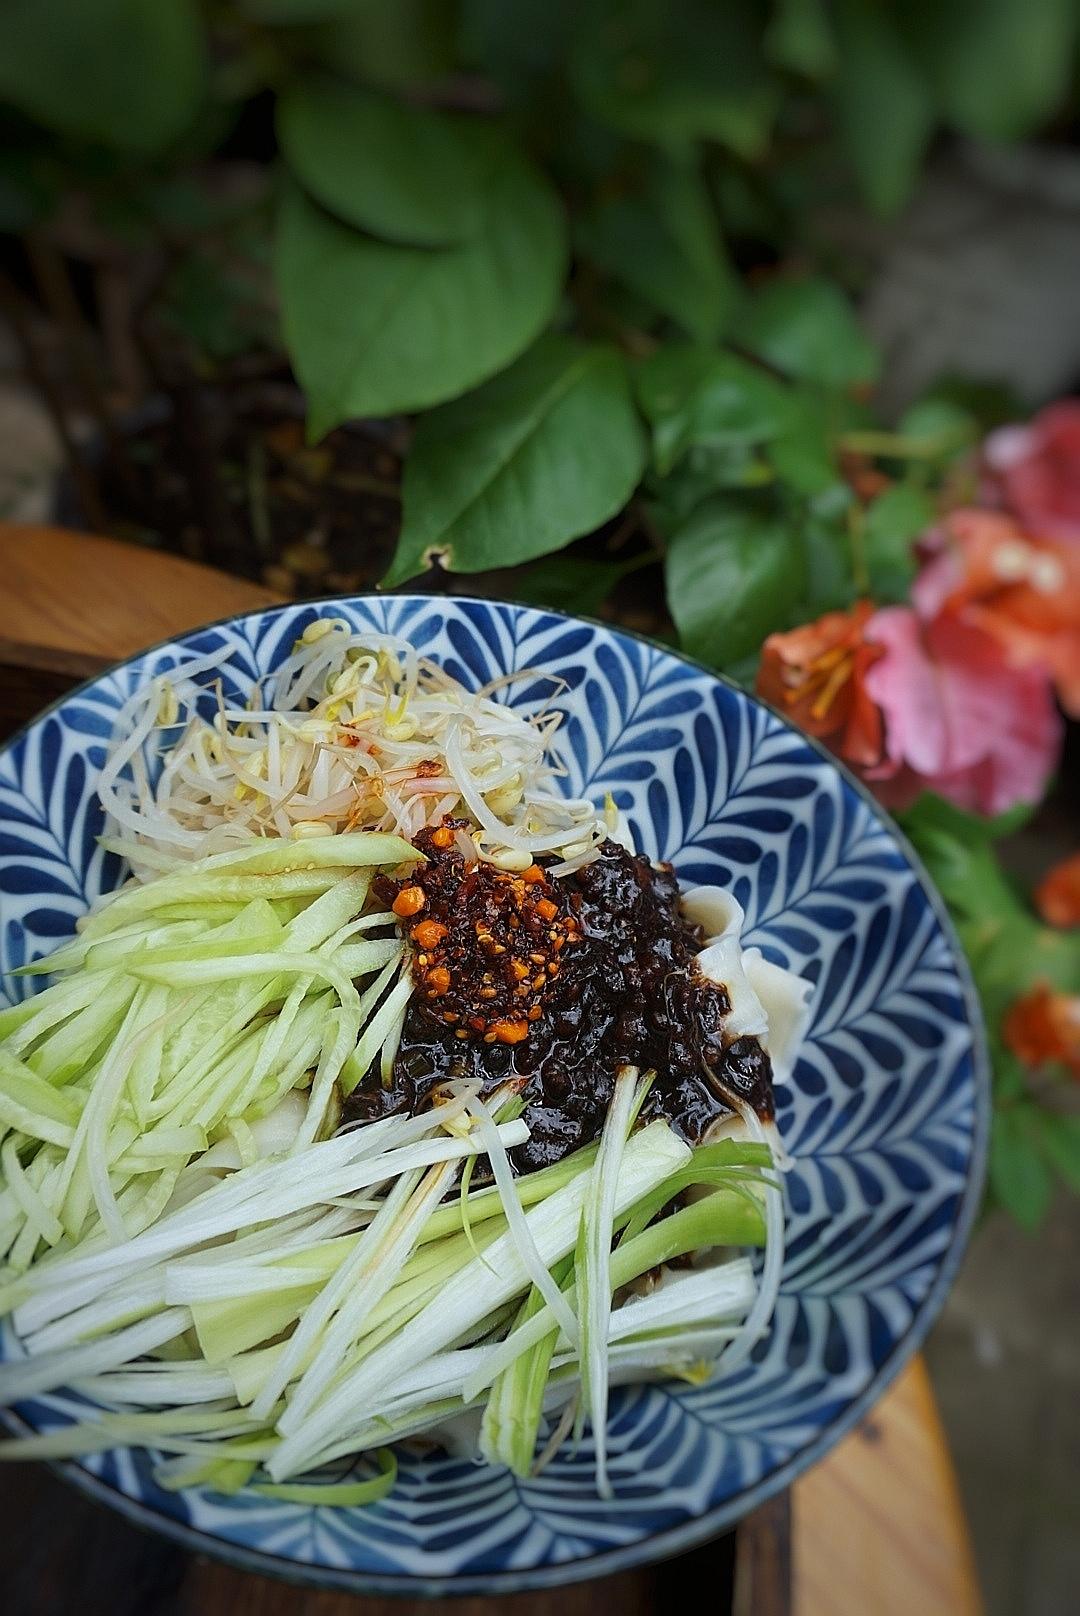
0, 524, 279, 678
0, 523, 984, 1616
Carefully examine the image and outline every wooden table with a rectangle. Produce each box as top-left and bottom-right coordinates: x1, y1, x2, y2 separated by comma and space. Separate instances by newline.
0, 524, 984, 1616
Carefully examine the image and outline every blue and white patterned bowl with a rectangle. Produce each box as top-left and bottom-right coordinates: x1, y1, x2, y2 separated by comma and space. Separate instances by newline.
0, 595, 988, 1595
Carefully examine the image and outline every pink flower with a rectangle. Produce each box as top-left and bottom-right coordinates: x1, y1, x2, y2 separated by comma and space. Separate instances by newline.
913, 509, 1080, 717
864, 606, 1062, 817
984, 401, 1080, 542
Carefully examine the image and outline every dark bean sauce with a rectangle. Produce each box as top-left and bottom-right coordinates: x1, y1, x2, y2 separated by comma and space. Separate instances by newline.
348, 830, 773, 1169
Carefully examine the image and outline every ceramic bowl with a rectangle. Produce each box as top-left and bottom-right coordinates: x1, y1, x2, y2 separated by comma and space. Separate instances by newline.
0, 595, 988, 1595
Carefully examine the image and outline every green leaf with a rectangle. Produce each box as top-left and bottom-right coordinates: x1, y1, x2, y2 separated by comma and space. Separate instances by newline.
277, 143, 567, 436
570, 0, 779, 159
0, 0, 206, 153
896, 396, 979, 459
636, 346, 793, 475
645, 448, 773, 532
1036, 1113, 1080, 1194
743, 277, 880, 389
665, 498, 806, 668
832, 0, 934, 216
384, 335, 645, 585
799, 515, 857, 615
990, 1107, 1053, 1231
905, 0, 1078, 142
578, 156, 740, 344
899, 793, 1037, 848
903, 815, 1080, 1032
863, 484, 933, 602
765, 0, 837, 79
278, 78, 488, 247
764, 390, 839, 494
301, 0, 458, 89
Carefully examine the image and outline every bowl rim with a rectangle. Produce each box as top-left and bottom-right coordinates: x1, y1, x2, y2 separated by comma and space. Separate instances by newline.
0, 590, 991, 1598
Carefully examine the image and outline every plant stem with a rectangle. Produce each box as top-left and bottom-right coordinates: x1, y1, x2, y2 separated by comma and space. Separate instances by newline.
837, 428, 969, 461
847, 501, 870, 595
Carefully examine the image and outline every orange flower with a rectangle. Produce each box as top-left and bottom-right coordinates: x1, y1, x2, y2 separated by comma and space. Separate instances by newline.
914, 509, 1080, 715
1003, 982, 1080, 1078
757, 602, 885, 770
1035, 852, 1080, 929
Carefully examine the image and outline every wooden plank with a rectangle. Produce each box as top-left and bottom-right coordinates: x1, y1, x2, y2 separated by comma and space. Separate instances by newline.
795, 1358, 982, 1616
0, 523, 280, 676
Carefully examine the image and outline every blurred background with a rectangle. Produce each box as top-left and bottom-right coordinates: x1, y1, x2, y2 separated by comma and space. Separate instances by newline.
0, 4, 1078, 1612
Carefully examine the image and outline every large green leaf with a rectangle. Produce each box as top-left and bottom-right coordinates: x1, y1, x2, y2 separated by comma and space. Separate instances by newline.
833, 0, 934, 216
579, 157, 740, 344
0, 0, 206, 153
384, 335, 645, 584
665, 498, 806, 668
636, 346, 793, 475
905, 0, 1078, 141
742, 276, 880, 389
277, 145, 567, 437
278, 77, 488, 246
570, 0, 779, 159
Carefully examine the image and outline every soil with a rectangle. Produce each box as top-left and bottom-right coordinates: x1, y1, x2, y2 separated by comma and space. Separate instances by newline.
57, 375, 674, 640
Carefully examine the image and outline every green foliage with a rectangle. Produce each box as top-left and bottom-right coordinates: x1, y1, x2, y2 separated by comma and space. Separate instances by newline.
0, 0, 206, 154
578, 155, 740, 344
277, 78, 489, 246
302, 0, 458, 89
277, 139, 566, 436
636, 347, 792, 476
906, 0, 1079, 142
863, 485, 934, 602
665, 499, 806, 669
570, 0, 779, 158
902, 798, 1080, 1225
385, 335, 645, 585
832, 0, 934, 216
2, 0, 1078, 1235
742, 278, 881, 388
990, 1105, 1054, 1231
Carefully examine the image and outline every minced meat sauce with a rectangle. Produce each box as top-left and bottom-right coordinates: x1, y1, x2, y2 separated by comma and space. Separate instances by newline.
347, 823, 773, 1170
